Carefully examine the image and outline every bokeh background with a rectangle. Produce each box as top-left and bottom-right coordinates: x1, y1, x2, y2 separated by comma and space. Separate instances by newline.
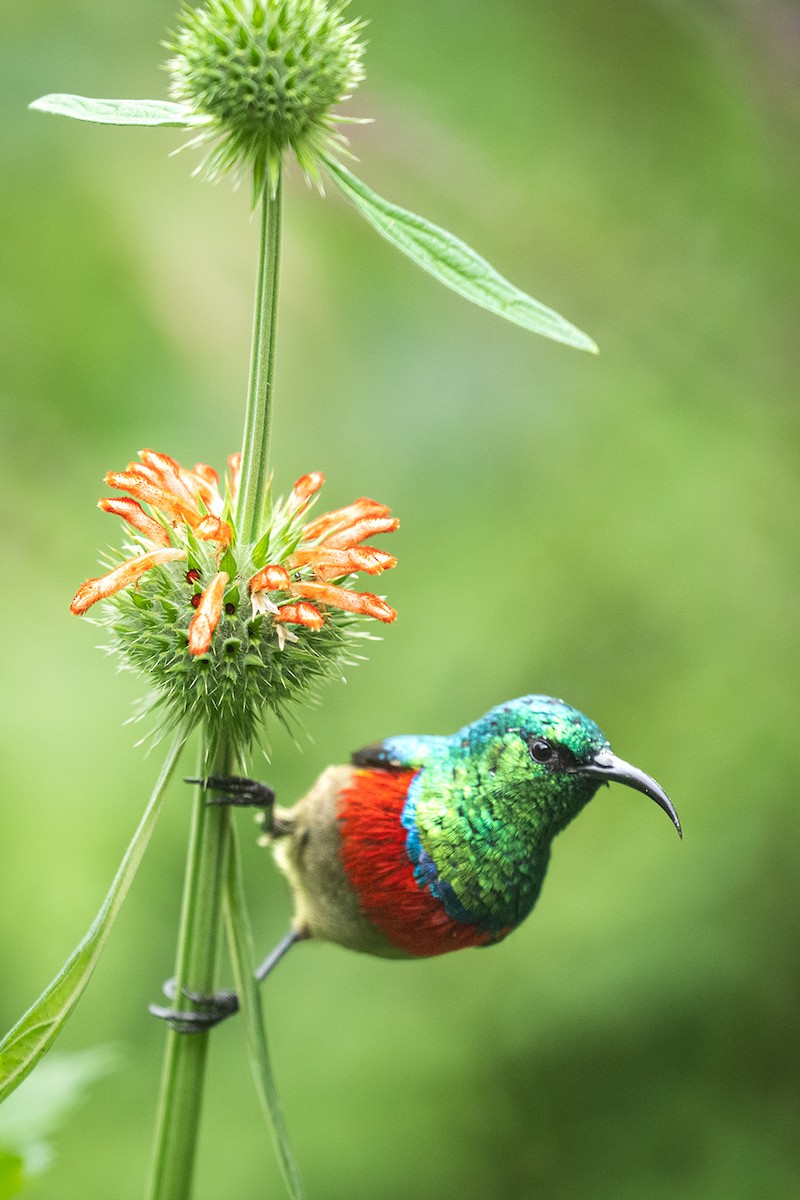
2, 1, 798, 1197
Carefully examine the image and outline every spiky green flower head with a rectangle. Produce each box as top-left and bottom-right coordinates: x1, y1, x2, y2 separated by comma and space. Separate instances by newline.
167, 0, 366, 194
70, 450, 397, 757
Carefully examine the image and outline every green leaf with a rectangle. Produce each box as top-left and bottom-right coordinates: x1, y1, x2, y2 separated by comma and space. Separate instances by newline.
325, 158, 598, 353
224, 827, 306, 1200
0, 733, 186, 1104
219, 546, 237, 579
29, 95, 204, 128
251, 529, 272, 571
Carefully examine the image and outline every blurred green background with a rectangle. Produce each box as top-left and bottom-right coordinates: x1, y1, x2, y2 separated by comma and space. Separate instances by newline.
2, 0, 798, 1197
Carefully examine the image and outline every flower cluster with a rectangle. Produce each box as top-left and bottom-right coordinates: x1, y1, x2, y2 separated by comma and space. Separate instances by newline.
71, 449, 397, 750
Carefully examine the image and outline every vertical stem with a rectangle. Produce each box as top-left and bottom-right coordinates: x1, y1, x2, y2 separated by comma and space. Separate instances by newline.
224, 825, 306, 1199
146, 735, 233, 1200
148, 172, 284, 1200
237, 173, 284, 543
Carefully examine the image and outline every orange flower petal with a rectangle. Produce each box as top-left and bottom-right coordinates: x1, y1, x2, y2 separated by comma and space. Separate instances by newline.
98, 497, 171, 547
125, 461, 163, 487
189, 463, 225, 516
291, 472, 325, 509
138, 449, 197, 509
192, 462, 220, 488
289, 546, 397, 579
273, 601, 325, 630
250, 563, 291, 593
323, 516, 400, 551
70, 548, 187, 615
228, 453, 241, 500
138, 448, 183, 477
303, 497, 391, 542
105, 471, 199, 528
188, 571, 229, 656
292, 582, 397, 623
195, 515, 232, 544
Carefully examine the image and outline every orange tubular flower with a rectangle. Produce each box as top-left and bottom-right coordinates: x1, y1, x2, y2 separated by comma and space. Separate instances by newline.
301, 497, 392, 542
98, 497, 171, 547
293, 582, 396, 623
249, 473, 398, 631
227, 452, 241, 500
290, 471, 325, 510
250, 564, 292, 592
70, 548, 187, 615
273, 602, 325, 631
188, 572, 229, 656
195, 515, 233, 543
71, 449, 234, 627
288, 546, 397, 580
323, 515, 399, 549
104, 450, 232, 546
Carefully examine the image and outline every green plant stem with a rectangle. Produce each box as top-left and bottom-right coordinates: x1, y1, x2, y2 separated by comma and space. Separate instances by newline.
146, 735, 233, 1200
224, 824, 305, 1200
237, 172, 284, 542
147, 168, 285, 1200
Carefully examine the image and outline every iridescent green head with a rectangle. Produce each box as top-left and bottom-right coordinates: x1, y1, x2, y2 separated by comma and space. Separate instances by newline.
457, 695, 681, 840
473, 695, 609, 761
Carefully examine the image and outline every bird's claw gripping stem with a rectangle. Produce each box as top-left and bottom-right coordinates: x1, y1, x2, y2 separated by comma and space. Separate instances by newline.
148, 930, 302, 1033
149, 978, 240, 1034
185, 774, 276, 810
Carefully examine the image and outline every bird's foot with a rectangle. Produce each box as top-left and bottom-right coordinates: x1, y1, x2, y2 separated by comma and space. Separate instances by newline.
186, 774, 275, 810
148, 977, 240, 1034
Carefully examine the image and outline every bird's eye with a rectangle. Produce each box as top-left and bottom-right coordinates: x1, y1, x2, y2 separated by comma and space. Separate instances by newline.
529, 738, 554, 763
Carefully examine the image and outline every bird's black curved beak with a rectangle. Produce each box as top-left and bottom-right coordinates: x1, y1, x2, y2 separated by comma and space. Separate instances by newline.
581, 750, 682, 838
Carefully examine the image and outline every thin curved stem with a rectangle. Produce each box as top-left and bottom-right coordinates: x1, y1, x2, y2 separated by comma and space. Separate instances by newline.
224, 824, 306, 1199
0, 726, 187, 1106
236, 172, 284, 543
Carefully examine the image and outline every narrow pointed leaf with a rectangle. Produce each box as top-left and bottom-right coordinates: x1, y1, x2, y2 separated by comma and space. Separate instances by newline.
224, 827, 306, 1200
0, 733, 186, 1104
325, 158, 597, 353
29, 95, 203, 127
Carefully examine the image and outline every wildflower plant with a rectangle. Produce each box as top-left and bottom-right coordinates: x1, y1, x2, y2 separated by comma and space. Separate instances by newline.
1, 2, 597, 1197
71, 451, 398, 755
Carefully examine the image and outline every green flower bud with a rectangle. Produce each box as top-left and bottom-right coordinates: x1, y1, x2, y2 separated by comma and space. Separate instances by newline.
167, 0, 366, 194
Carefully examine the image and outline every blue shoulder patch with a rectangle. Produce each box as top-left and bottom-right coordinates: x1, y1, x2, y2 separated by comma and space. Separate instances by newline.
350, 735, 443, 771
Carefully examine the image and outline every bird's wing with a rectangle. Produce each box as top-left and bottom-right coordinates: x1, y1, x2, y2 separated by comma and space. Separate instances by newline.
350, 734, 443, 772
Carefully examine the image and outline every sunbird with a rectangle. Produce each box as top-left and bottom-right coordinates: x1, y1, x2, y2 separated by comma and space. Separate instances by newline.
154, 695, 680, 1029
